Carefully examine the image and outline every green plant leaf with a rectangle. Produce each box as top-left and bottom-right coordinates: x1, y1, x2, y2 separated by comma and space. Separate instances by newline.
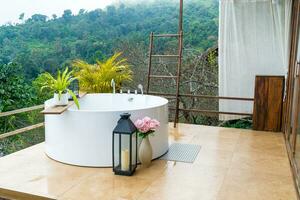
67, 89, 80, 109
72, 52, 132, 93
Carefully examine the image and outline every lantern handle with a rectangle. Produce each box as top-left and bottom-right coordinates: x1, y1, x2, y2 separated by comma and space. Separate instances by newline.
120, 113, 131, 119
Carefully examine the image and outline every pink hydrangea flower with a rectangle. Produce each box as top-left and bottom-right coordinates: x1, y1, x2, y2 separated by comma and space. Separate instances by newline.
140, 126, 150, 133
142, 117, 151, 125
134, 119, 144, 129
149, 119, 160, 130
135, 117, 160, 134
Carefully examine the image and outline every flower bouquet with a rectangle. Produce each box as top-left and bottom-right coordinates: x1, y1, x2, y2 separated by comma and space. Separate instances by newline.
134, 117, 160, 138
134, 117, 160, 167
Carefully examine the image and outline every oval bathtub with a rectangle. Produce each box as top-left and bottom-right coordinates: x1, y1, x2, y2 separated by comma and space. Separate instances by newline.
44, 93, 169, 167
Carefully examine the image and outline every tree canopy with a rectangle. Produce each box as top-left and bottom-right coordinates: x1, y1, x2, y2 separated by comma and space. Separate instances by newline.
0, 1, 218, 80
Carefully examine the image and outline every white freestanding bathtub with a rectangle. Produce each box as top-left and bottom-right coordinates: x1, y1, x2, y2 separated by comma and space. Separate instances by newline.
44, 93, 169, 167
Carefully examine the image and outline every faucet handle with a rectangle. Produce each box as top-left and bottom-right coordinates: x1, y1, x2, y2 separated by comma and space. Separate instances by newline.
138, 84, 144, 95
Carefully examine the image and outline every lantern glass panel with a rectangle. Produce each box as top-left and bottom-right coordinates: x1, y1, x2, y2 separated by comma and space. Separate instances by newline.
131, 132, 137, 168
113, 133, 120, 169
113, 133, 131, 172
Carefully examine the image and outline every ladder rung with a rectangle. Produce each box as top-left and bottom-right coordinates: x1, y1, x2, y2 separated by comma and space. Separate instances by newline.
153, 34, 180, 37
166, 96, 177, 99
154, 95, 177, 99
149, 75, 178, 79
148, 92, 176, 96
151, 55, 180, 57
152, 61, 178, 64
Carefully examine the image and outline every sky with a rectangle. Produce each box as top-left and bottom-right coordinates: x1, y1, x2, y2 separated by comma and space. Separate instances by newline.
0, 0, 117, 25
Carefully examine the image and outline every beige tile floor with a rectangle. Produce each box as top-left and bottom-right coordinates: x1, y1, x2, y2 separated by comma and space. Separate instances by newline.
0, 123, 297, 200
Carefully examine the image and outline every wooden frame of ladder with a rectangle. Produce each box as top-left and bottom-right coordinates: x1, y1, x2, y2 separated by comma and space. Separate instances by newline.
146, 0, 184, 128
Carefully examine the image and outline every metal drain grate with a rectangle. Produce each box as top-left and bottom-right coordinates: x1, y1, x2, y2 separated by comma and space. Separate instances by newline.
160, 143, 201, 163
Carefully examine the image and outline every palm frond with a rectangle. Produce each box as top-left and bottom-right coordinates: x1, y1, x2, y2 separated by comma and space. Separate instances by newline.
72, 52, 132, 93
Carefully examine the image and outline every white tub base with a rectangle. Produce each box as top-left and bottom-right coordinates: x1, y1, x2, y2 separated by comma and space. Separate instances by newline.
44, 94, 169, 167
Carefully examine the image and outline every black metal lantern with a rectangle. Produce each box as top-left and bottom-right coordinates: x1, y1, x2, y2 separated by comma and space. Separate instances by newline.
112, 113, 137, 176
69, 79, 79, 100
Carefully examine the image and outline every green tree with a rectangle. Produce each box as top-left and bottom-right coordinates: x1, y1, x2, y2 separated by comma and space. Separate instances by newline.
62, 9, 72, 21
0, 62, 36, 112
0, 0, 218, 81
27, 14, 47, 23
19, 13, 25, 21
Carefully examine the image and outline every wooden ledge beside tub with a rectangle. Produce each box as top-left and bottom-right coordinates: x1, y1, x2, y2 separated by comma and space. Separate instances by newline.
41, 92, 87, 115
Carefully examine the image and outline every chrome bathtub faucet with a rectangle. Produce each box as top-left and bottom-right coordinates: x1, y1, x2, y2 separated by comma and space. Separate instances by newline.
138, 84, 143, 95
111, 79, 116, 94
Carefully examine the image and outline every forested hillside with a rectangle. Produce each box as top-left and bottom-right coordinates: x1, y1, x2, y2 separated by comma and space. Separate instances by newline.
0, 0, 218, 80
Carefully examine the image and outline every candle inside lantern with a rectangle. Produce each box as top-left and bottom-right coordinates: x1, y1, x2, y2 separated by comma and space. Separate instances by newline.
121, 149, 129, 171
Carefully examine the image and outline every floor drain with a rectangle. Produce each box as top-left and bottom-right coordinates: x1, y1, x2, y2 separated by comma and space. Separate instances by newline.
160, 143, 201, 163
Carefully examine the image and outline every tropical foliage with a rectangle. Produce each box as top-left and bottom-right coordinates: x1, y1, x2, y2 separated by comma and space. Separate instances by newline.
36, 68, 79, 108
0, 62, 37, 112
73, 52, 132, 93
0, 1, 218, 80
0, 63, 44, 156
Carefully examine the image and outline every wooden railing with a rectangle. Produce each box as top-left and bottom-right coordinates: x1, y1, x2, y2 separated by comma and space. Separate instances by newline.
179, 94, 253, 116
0, 93, 253, 140
148, 92, 254, 116
0, 105, 44, 140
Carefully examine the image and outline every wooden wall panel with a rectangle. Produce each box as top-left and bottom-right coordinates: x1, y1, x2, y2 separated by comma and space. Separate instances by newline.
253, 76, 285, 132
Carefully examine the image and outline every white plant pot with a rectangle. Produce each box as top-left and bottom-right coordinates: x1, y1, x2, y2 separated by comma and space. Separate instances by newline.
53, 93, 68, 106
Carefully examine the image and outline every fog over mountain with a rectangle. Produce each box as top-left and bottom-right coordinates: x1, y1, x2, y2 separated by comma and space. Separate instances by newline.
0, 0, 114, 25
0, 0, 215, 25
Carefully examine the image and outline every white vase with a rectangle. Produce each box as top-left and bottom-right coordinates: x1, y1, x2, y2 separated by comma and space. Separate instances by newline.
53, 93, 68, 106
139, 136, 153, 167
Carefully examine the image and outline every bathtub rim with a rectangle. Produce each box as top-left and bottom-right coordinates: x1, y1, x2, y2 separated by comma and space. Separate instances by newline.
45, 93, 169, 113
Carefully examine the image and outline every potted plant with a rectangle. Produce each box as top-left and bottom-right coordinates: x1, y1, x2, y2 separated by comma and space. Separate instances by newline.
134, 117, 160, 167
38, 67, 80, 109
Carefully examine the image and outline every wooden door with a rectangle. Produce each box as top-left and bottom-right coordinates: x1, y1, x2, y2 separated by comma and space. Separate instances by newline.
253, 76, 285, 132
292, 62, 300, 155
290, 62, 300, 193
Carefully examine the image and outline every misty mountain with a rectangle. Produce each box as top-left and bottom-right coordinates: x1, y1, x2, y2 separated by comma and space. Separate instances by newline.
0, 0, 218, 79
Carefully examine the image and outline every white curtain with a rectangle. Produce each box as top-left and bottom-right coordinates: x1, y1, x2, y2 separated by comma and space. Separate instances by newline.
219, 0, 292, 119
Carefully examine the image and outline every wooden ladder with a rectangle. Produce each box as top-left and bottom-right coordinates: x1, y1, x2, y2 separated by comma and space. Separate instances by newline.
146, 1, 183, 128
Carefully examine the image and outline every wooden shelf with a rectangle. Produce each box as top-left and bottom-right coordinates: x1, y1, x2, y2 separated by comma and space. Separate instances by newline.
41, 92, 87, 115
